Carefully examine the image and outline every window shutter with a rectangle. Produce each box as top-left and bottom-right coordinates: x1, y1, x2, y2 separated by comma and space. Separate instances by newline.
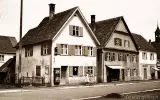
41, 44, 43, 55
124, 69, 127, 77
31, 47, 33, 56
25, 48, 27, 57
78, 66, 83, 77
93, 47, 97, 57
56, 44, 61, 55
94, 66, 96, 76
79, 27, 83, 36
69, 25, 73, 35
68, 45, 75, 56
69, 66, 73, 77
84, 66, 88, 76
136, 69, 138, 76
84, 46, 88, 56
47, 42, 52, 55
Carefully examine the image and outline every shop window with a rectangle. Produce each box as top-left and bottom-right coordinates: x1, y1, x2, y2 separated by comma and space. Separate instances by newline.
73, 66, 78, 76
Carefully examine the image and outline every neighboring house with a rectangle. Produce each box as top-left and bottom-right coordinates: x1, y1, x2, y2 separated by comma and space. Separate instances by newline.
0, 57, 16, 84
132, 33, 158, 80
0, 36, 17, 67
0, 36, 17, 84
151, 26, 160, 79
15, 4, 99, 86
90, 16, 139, 83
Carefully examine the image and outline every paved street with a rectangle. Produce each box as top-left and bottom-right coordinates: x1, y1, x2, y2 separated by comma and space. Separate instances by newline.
0, 80, 160, 100
84, 90, 160, 100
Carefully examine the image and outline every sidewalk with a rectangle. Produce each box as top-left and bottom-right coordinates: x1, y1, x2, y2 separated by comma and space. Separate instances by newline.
0, 79, 160, 94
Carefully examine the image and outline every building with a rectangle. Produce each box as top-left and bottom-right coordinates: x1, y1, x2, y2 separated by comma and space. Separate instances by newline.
0, 36, 17, 67
90, 16, 139, 83
132, 33, 158, 80
15, 4, 100, 86
151, 26, 160, 79
0, 36, 17, 84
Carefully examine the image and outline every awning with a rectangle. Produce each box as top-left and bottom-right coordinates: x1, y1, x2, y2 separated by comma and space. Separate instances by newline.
152, 67, 160, 71
107, 65, 125, 69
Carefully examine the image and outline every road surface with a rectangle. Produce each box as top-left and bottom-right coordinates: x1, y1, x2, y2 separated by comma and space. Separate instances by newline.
0, 80, 160, 100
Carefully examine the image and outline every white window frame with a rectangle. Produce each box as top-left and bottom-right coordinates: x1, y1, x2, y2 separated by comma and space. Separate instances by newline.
75, 45, 82, 55
88, 66, 93, 76
0, 55, 4, 61
73, 26, 80, 36
88, 47, 93, 56
142, 52, 147, 60
43, 44, 48, 55
61, 44, 68, 55
150, 53, 154, 60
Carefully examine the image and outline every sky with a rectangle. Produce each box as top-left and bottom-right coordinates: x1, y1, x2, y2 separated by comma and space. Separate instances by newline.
0, 0, 160, 42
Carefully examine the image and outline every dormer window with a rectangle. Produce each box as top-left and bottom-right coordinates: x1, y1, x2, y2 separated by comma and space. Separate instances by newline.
114, 38, 122, 46
69, 25, 83, 37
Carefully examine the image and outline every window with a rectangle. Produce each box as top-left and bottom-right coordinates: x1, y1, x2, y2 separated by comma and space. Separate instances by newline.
130, 55, 136, 62
0, 55, 4, 61
150, 53, 154, 60
105, 52, 116, 61
118, 53, 123, 61
142, 52, 147, 60
25, 46, 33, 57
123, 54, 127, 61
88, 66, 93, 75
41, 43, 51, 55
73, 26, 79, 36
114, 38, 122, 46
124, 40, 130, 47
61, 44, 68, 55
88, 47, 93, 56
45, 65, 49, 75
70, 25, 83, 37
73, 66, 78, 76
43, 44, 48, 55
75, 45, 82, 55
36, 66, 41, 76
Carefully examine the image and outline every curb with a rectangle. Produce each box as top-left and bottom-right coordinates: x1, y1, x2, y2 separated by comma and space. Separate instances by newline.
0, 80, 160, 93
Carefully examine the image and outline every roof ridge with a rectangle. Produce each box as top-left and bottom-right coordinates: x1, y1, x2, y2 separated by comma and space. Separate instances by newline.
93, 16, 123, 24
0, 35, 15, 38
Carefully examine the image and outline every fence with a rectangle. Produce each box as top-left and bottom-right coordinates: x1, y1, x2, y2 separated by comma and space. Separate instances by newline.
20, 76, 45, 86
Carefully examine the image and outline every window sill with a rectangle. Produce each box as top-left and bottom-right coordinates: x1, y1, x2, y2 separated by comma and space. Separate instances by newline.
41, 54, 50, 56
70, 35, 83, 37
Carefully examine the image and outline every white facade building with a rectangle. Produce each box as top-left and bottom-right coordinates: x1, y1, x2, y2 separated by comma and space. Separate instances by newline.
15, 4, 99, 86
132, 33, 158, 80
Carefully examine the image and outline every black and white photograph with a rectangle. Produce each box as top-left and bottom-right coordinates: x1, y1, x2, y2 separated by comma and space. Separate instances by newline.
0, 0, 160, 100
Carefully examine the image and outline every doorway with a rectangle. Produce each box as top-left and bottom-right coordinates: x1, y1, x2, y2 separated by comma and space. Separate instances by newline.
61, 66, 68, 84
144, 68, 147, 79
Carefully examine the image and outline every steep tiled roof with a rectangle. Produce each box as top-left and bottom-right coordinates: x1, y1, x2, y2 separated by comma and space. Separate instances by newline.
0, 58, 13, 72
0, 36, 17, 54
89, 16, 121, 46
20, 7, 78, 46
132, 33, 156, 52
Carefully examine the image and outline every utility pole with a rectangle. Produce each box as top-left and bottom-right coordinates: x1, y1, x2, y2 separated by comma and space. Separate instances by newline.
18, 0, 23, 86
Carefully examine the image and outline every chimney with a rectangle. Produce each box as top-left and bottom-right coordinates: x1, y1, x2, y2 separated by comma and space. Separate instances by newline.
91, 15, 96, 24
49, 3, 55, 20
